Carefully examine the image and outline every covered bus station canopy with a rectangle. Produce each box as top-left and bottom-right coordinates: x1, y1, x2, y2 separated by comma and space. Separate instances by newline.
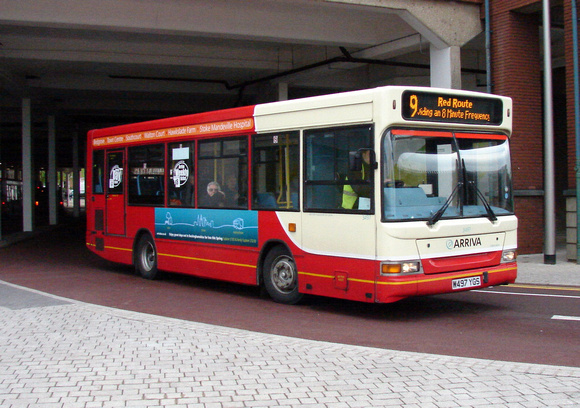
0, 0, 485, 235
0, 0, 560, 248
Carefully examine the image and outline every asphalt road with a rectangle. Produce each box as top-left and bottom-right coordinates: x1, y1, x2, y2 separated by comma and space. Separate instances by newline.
1, 222, 579, 368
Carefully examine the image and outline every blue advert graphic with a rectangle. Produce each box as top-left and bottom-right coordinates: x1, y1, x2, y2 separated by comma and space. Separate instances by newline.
155, 208, 258, 247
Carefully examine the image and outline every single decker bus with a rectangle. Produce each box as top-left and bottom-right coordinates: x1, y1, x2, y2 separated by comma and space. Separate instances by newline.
86, 86, 517, 304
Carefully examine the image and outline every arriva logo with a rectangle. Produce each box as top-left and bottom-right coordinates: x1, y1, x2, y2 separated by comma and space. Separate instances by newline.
446, 237, 482, 250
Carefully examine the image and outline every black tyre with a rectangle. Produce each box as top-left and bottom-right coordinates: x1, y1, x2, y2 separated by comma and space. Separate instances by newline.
263, 246, 303, 304
135, 234, 158, 280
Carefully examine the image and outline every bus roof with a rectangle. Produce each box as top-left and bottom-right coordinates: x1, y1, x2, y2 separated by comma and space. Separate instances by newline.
88, 86, 512, 148
88, 104, 256, 139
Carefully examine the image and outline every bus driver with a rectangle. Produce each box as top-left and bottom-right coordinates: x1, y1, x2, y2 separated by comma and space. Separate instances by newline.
342, 150, 371, 210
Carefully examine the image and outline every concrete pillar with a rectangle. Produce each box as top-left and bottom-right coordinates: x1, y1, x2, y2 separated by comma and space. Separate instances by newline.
22, 98, 33, 232
278, 82, 288, 101
430, 45, 462, 89
48, 116, 58, 225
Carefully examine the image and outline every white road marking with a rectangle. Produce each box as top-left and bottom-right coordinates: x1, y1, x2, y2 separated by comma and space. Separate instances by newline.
472, 289, 580, 299
552, 315, 580, 321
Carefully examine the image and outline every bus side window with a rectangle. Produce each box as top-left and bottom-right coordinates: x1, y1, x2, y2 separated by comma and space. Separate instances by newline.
197, 137, 248, 209
92, 150, 105, 194
252, 132, 299, 211
127, 144, 165, 206
304, 125, 373, 212
168, 142, 195, 207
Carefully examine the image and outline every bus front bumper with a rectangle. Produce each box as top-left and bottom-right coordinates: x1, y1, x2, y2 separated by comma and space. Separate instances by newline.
375, 262, 517, 303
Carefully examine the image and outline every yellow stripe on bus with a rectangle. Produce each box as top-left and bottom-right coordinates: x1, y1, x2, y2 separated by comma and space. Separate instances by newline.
298, 272, 334, 279
376, 266, 517, 286
91, 243, 255, 269
298, 272, 375, 285
299, 266, 517, 287
158, 252, 255, 269
93, 244, 519, 288
105, 245, 132, 252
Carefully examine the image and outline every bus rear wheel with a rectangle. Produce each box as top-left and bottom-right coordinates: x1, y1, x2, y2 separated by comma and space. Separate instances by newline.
263, 246, 303, 304
135, 234, 158, 280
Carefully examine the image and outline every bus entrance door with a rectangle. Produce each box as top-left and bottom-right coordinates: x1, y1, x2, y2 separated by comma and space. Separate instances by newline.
105, 150, 126, 236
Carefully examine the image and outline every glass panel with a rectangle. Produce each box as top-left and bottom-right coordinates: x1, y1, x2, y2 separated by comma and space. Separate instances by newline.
168, 142, 195, 206
128, 144, 165, 205
252, 132, 299, 210
223, 139, 244, 156
197, 137, 248, 209
382, 130, 513, 221
199, 140, 220, 158
92, 150, 105, 194
457, 136, 513, 216
304, 126, 373, 212
107, 151, 124, 195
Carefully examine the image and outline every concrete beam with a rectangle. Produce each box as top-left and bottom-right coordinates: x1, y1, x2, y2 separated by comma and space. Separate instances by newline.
0, 30, 295, 71
326, 0, 483, 49
353, 34, 424, 60
0, 0, 412, 47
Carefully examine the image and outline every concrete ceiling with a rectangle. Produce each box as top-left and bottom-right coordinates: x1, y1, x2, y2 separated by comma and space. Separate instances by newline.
0, 0, 487, 166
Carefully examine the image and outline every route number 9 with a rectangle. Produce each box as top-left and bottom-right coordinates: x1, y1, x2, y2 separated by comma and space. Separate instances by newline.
409, 94, 418, 117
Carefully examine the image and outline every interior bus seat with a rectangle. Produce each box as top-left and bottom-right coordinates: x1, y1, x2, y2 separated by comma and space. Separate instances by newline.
256, 192, 277, 208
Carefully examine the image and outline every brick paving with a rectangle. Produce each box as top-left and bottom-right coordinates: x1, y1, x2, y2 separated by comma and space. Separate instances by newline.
1, 282, 579, 407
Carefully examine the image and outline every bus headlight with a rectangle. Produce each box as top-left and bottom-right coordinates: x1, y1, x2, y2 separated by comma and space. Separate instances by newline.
501, 249, 517, 263
381, 261, 421, 275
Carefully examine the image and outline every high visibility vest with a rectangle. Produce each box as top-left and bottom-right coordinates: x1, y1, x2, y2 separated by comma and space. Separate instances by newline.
342, 180, 358, 209
342, 166, 365, 209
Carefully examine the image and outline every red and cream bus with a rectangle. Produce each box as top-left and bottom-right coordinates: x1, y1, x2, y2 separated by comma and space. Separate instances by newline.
86, 86, 517, 304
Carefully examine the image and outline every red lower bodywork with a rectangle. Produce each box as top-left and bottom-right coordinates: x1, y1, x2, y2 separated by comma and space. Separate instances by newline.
86, 209, 517, 304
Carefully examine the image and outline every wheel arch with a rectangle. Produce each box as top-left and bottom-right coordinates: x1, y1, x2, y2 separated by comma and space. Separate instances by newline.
257, 239, 293, 286
132, 228, 155, 266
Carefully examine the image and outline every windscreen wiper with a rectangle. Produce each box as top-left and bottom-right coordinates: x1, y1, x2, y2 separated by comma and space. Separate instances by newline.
468, 181, 497, 222
427, 182, 462, 226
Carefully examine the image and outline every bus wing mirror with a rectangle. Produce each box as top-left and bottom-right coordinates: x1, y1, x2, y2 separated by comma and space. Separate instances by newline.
349, 149, 377, 171
349, 151, 362, 171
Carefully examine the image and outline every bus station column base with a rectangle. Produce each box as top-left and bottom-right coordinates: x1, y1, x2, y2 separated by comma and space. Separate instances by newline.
430, 45, 461, 89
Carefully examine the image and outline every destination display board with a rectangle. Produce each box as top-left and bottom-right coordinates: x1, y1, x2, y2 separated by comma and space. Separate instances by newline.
401, 90, 503, 125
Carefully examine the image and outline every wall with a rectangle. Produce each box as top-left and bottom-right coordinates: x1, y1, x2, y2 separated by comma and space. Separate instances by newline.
491, 0, 545, 253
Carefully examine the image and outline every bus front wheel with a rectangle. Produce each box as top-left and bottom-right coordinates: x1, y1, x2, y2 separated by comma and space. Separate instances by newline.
135, 234, 158, 280
263, 246, 303, 304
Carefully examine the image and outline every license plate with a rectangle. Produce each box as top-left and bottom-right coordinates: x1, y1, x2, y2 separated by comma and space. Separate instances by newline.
452, 276, 481, 290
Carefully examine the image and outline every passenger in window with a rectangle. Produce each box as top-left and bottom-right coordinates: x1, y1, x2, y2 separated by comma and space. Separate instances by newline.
223, 175, 241, 207
342, 150, 372, 209
200, 181, 225, 207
